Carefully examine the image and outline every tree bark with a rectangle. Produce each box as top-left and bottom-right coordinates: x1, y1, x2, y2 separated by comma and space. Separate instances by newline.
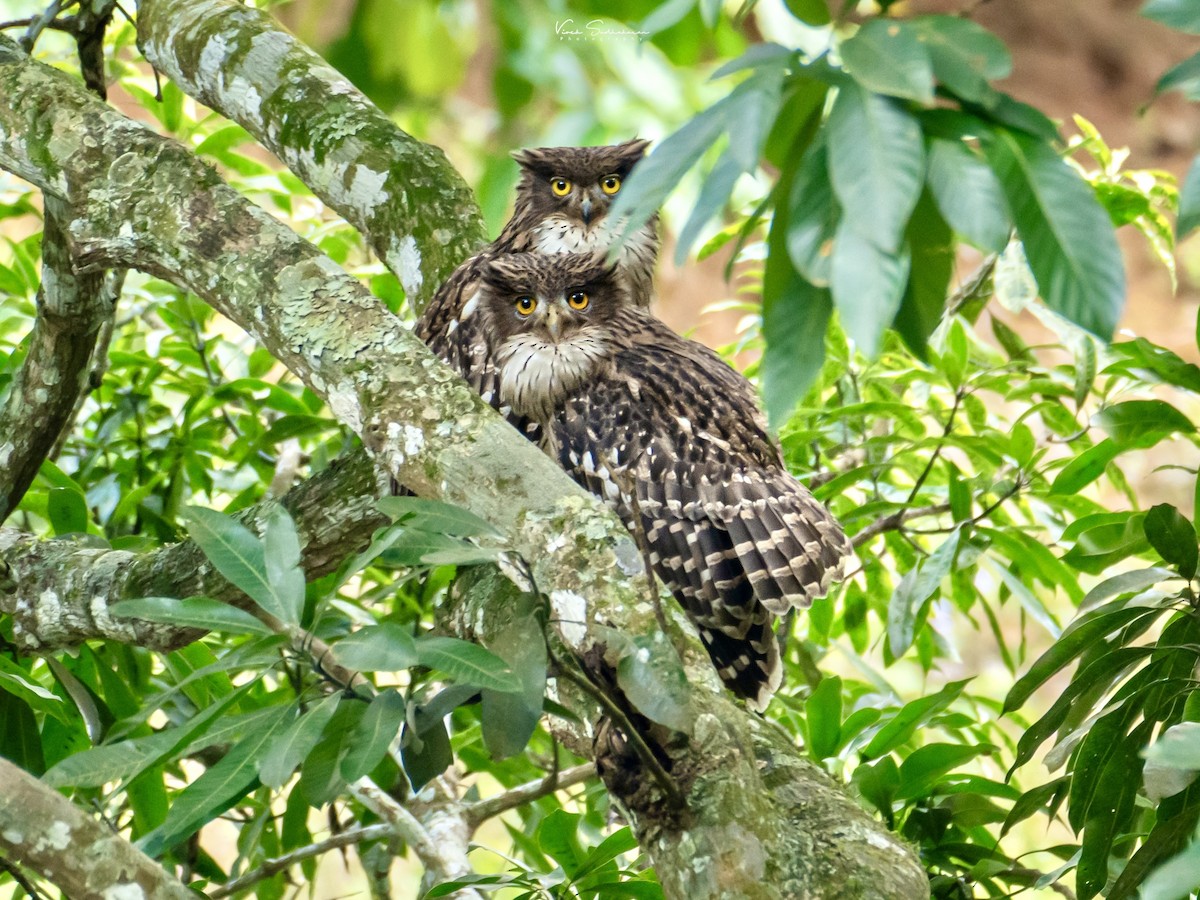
0, 18, 928, 898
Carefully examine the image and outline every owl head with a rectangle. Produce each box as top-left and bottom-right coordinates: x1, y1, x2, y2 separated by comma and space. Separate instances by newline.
510, 139, 650, 235
479, 253, 626, 418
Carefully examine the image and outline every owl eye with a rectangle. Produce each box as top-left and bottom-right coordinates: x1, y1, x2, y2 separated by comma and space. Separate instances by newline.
567, 291, 590, 311
600, 174, 621, 195
550, 177, 572, 197
515, 296, 537, 316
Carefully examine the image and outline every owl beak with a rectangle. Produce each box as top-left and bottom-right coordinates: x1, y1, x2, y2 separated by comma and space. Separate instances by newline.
580, 197, 594, 226
544, 304, 563, 341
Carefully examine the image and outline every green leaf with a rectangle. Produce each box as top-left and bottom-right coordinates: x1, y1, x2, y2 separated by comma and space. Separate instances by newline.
1063, 512, 1151, 575
259, 695, 340, 788
840, 19, 934, 104
1093, 400, 1195, 448
1108, 338, 1200, 393
926, 137, 1011, 252
831, 221, 912, 357
481, 603, 547, 760
0, 693, 45, 774
896, 742, 992, 801
1078, 566, 1175, 614
1049, 440, 1121, 495
639, 0, 695, 36
1177, 154, 1200, 239
181, 506, 296, 625
1144, 504, 1199, 580
416, 636, 522, 693
913, 16, 1011, 101
887, 530, 961, 658
984, 127, 1126, 340
340, 690, 407, 782
896, 191, 954, 356
1143, 0, 1200, 31
537, 809, 585, 878
401, 714, 452, 790
853, 756, 900, 818
572, 828, 640, 882
376, 496, 502, 538
1003, 606, 1155, 713
615, 634, 694, 734
332, 624, 419, 672
786, 139, 838, 286
862, 679, 970, 759
676, 148, 743, 262
1141, 840, 1200, 900
263, 506, 306, 621
784, 0, 830, 25
762, 261, 832, 426
139, 705, 293, 856
48, 487, 89, 536
828, 82, 926, 253
111, 596, 273, 635
1144, 723, 1200, 771
805, 675, 842, 759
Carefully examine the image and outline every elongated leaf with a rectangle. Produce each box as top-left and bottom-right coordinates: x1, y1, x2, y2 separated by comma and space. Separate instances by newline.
1003, 606, 1154, 713
263, 505, 306, 623
376, 496, 502, 538
48, 487, 89, 536
896, 742, 992, 801
840, 19, 934, 104
1093, 400, 1195, 448
181, 506, 294, 624
828, 82, 925, 253
888, 530, 961, 657
1140, 840, 1200, 900
913, 16, 1011, 101
139, 705, 293, 856
481, 603, 547, 760
259, 694, 340, 788
572, 828, 640, 882
926, 137, 1011, 252
896, 191, 954, 356
862, 679, 970, 759
984, 128, 1126, 340
1050, 439, 1120, 495
616, 634, 694, 734
340, 689, 407, 782
786, 139, 838, 286
762, 261, 832, 426
401, 714, 452, 790
676, 148, 743, 262
805, 676, 842, 760
1145, 723, 1200, 771
332, 624, 419, 672
1078, 566, 1175, 613
1143, 0, 1200, 31
1177, 154, 1200, 239
111, 597, 273, 636
416, 636, 522, 692
538, 809, 585, 878
784, 0, 830, 25
1157, 51, 1200, 99
830, 221, 911, 357
1144, 504, 1199, 580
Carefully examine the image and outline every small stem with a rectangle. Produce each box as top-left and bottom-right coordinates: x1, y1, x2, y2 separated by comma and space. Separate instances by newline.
465, 762, 596, 829
851, 503, 951, 549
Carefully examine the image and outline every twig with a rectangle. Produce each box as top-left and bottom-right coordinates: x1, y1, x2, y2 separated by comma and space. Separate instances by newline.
0, 853, 43, 898
905, 389, 962, 506
465, 762, 596, 828
208, 823, 395, 898
19, 0, 73, 49
851, 503, 952, 549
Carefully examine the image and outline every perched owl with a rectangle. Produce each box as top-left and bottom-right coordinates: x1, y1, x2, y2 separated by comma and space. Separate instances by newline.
477, 252, 853, 710
415, 140, 658, 413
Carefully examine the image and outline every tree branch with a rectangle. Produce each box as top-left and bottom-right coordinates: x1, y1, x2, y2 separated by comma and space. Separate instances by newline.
135, 0, 486, 312
0, 755, 194, 899
465, 762, 596, 829
0, 196, 117, 524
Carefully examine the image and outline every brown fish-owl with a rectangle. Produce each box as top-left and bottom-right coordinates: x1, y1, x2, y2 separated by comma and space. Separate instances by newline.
415, 140, 658, 415
477, 252, 853, 710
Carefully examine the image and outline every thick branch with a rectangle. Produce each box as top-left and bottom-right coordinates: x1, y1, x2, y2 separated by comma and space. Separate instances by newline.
0, 447, 384, 651
136, 0, 486, 311
0, 196, 116, 523
0, 755, 194, 899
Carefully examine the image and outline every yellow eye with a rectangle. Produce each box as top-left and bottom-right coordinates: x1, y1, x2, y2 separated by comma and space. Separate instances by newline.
600, 174, 621, 195
567, 291, 590, 311
551, 177, 572, 197
515, 296, 537, 316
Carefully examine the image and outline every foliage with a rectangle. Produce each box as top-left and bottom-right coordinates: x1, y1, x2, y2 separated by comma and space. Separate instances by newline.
2, 0, 1200, 898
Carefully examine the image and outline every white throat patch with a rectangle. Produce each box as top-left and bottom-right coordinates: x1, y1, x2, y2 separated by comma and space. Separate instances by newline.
497, 331, 609, 420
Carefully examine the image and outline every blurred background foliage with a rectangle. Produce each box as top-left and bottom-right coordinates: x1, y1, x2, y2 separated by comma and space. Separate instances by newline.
3, 0, 1200, 897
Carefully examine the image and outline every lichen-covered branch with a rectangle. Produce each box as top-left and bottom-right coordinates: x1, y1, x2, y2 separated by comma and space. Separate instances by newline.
0, 447, 383, 651
0, 197, 116, 524
0, 755, 195, 899
136, 0, 486, 312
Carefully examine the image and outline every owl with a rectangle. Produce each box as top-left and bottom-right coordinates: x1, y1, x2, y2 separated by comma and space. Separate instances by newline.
477, 252, 853, 710
415, 140, 658, 414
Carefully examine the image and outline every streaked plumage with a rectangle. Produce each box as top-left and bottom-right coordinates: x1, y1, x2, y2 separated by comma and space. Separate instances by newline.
478, 253, 853, 710
415, 140, 658, 416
